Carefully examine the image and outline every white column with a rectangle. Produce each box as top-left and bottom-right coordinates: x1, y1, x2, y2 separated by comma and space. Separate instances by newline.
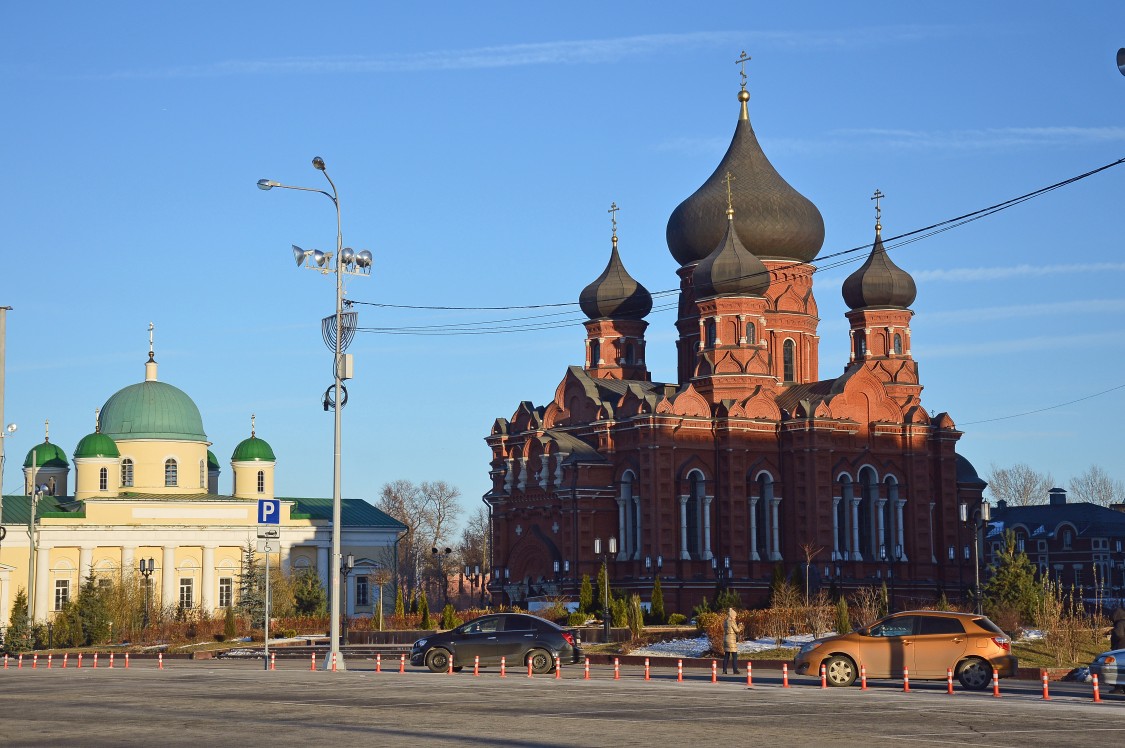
702, 496, 713, 561
748, 498, 760, 561
678, 496, 690, 560
831, 498, 840, 560
280, 543, 292, 576
122, 546, 136, 577
503, 458, 514, 492
850, 499, 863, 561
201, 545, 216, 615
161, 545, 176, 609
538, 455, 549, 489
79, 546, 95, 581
616, 498, 627, 560
317, 544, 330, 591
516, 458, 527, 491
876, 499, 887, 556
770, 498, 782, 561
34, 545, 51, 621
632, 496, 642, 561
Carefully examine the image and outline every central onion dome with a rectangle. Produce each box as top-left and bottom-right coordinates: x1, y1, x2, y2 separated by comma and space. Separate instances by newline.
693, 206, 770, 298
842, 223, 917, 310
98, 354, 207, 442
579, 238, 653, 320
667, 89, 824, 266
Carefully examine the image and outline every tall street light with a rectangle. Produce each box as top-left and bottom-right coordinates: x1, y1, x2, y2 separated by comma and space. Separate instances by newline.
593, 536, 616, 641
258, 157, 372, 671
961, 501, 991, 615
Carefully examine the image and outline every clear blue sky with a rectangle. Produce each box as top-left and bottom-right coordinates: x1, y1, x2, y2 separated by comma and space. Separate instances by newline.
2, 2, 1123, 515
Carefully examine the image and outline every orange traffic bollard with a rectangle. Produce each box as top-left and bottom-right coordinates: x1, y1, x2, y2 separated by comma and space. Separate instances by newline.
399, 654, 405, 673
1040, 670, 1051, 700
78, 653, 84, 669
527, 658, 533, 678
946, 667, 954, 694
270, 652, 276, 671
32, 654, 38, 669
782, 662, 790, 688
158, 653, 163, 670
332, 652, 338, 672
93, 652, 99, 669
448, 654, 453, 675
500, 656, 507, 678
711, 660, 717, 683
746, 661, 753, 688
860, 663, 867, 690
677, 659, 683, 682
614, 657, 620, 680
820, 663, 827, 688
376, 653, 381, 673
991, 668, 1001, 698
584, 657, 590, 680
555, 656, 561, 680
902, 666, 910, 692
125, 653, 130, 669
474, 656, 479, 676
311, 652, 316, 671
63, 653, 68, 669
47, 654, 53, 669
644, 658, 650, 681
1093, 673, 1102, 703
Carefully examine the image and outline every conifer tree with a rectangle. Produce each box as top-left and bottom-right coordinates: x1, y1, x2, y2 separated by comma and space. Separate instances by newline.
237, 542, 265, 626
649, 576, 665, 624
579, 574, 593, 614
75, 573, 111, 645
394, 586, 405, 617
834, 596, 851, 635
418, 589, 431, 629
5, 588, 33, 653
983, 529, 1042, 624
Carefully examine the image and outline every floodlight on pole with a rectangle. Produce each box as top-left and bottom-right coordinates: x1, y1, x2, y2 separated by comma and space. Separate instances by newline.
257, 156, 373, 672
1117, 48, 1125, 77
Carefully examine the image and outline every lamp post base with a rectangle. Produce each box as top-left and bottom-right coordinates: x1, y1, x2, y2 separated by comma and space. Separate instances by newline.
321, 651, 348, 672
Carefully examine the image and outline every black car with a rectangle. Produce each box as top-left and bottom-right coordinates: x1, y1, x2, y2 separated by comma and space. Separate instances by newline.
410, 613, 582, 674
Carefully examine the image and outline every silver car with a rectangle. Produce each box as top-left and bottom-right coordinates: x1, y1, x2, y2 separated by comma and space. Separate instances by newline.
1090, 648, 1125, 688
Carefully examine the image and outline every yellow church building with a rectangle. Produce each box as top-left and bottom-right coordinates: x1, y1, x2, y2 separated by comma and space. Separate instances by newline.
0, 344, 405, 624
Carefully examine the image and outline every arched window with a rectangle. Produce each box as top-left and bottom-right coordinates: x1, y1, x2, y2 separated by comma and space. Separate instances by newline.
756, 473, 774, 558
783, 339, 796, 381
837, 475, 852, 557
686, 471, 704, 557
856, 332, 867, 357
257, 470, 265, 493
857, 467, 878, 558
589, 339, 600, 366
200, 459, 206, 488
99, 467, 108, 491
747, 321, 756, 345
625, 343, 635, 365
883, 476, 899, 556
705, 319, 717, 347
121, 458, 134, 488
893, 333, 903, 355
165, 458, 178, 487
621, 471, 639, 557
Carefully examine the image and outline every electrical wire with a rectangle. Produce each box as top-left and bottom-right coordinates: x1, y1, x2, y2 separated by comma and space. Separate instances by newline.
958, 383, 1125, 426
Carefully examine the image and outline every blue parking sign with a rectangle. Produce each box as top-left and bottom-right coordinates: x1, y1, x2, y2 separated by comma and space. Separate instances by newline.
258, 499, 280, 524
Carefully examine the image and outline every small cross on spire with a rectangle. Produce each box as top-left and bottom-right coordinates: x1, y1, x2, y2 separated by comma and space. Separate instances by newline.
736, 50, 751, 90
608, 202, 620, 246
148, 321, 155, 361
44, 418, 50, 443
871, 189, 885, 233
724, 171, 736, 217
251, 413, 256, 438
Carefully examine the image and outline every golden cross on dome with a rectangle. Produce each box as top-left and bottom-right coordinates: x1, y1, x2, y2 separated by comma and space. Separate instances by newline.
736, 50, 751, 90
44, 418, 50, 442
724, 171, 736, 215
94, 408, 100, 432
148, 321, 155, 359
251, 413, 256, 438
608, 202, 619, 241
871, 188, 885, 230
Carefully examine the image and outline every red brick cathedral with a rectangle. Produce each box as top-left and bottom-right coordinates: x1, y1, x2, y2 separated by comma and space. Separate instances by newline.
484, 75, 987, 612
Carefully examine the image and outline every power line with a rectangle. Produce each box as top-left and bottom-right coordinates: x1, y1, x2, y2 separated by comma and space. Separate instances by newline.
958, 383, 1125, 426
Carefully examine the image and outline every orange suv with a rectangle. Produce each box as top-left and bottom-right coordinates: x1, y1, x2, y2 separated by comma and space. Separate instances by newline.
794, 610, 1017, 689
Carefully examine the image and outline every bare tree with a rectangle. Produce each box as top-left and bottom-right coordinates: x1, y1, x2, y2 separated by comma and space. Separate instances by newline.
419, 481, 463, 602
457, 505, 491, 605
377, 480, 426, 593
986, 463, 1054, 506
1068, 465, 1125, 507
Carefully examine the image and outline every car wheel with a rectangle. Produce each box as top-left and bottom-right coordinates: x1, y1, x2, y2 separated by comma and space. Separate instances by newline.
528, 648, 553, 674
956, 658, 991, 690
823, 655, 857, 687
426, 648, 451, 673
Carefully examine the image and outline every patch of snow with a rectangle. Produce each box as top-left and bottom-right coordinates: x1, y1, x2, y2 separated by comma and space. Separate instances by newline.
1017, 629, 1045, 642
631, 632, 834, 658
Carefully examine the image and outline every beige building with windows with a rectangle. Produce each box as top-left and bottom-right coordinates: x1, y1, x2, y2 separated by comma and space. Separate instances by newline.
0, 346, 404, 624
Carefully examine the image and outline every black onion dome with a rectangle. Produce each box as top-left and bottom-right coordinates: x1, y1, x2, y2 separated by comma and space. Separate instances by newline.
579, 241, 653, 320
666, 93, 824, 266
842, 228, 917, 310
693, 214, 770, 298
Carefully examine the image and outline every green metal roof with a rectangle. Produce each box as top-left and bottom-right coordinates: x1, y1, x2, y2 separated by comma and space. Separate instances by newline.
99, 380, 207, 441
282, 497, 408, 530
207, 450, 221, 471
73, 432, 120, 459
231, 436, 276, 462
23, 441, 69, 468
0, 494, 75, 524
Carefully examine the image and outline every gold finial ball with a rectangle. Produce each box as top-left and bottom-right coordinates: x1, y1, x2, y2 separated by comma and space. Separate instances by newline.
738, 89, 750, 102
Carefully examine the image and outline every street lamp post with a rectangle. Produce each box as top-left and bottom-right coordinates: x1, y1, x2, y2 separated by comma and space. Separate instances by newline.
139, 557, 155, 630
593, 537, 616, 641
258, 158, 372, 672
961, 501, 991, 615
432, 547, 452, 604
341, 553, 354, 645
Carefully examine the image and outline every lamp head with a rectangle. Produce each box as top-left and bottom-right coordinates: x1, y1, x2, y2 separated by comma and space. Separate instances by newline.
311, 249, 329, 268
292, 245, 313, 267
312, 156, 326, 171
1118, 48, 1125, 77
355, 250, 373, 271
257, 179, 277, 191
5, 423, 16, 434
340, 247, 355, 267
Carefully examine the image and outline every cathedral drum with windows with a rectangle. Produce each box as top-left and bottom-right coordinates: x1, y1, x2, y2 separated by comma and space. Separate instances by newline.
484, 68, 987, 611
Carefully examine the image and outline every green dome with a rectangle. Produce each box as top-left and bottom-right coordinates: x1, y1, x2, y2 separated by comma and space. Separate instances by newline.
207, 450, 221, 471
74, 432, 120, 459
99, 381, 207, 441
231, 436, 276, 462
24, 441, 69, 468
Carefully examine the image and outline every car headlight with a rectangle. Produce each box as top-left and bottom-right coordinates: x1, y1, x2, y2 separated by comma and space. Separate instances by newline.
414, 639, 427, 649
798, 641, 819, 656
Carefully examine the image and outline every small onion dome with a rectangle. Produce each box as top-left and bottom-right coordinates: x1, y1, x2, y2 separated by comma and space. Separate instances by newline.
73, 432, 120, 460
579, 241, 652, 320
207, 450, 221, 472
24, 440, 69, 468
231, 436, 276, 462
842, 227, 917, 310
666, 90, 824, 266
692, 212, 770, 299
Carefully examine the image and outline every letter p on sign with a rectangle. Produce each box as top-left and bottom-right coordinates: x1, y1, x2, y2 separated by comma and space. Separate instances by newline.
258, 499, 280, 524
